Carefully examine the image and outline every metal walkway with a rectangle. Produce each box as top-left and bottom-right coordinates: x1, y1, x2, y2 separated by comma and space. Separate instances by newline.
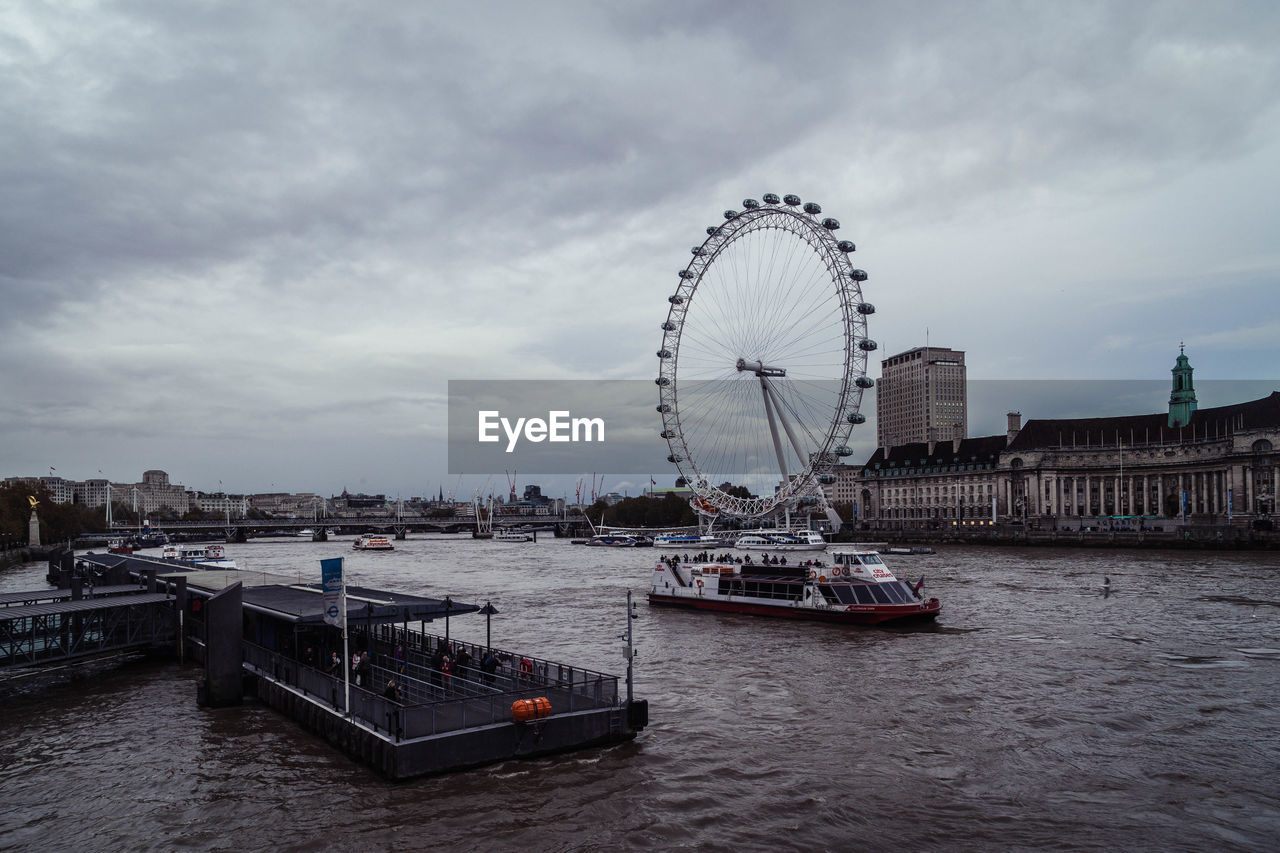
0, 592, 176, 670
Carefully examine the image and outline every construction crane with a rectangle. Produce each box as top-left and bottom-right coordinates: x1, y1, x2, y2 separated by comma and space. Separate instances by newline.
505, 469, 517, 504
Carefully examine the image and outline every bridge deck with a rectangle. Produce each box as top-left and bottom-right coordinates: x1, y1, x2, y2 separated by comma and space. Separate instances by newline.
0, 585, 151, 608
0, 593, 173, 623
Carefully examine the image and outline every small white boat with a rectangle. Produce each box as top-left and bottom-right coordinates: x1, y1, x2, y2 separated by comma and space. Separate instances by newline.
353, 534, 394, 551
161, 543, 238, 569
734, 529, 827, 551
653, 532, 734, 549
297, 528, 315, 537
494, 529, 534, 542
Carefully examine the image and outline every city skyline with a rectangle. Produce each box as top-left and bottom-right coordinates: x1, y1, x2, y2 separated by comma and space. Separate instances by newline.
4, 3, 1280, 498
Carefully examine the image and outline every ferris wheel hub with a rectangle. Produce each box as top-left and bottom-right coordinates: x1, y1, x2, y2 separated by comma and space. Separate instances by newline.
735, 358, 786, 378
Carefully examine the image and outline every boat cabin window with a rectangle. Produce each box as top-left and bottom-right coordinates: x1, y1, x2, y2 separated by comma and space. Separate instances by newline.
817, 585, 842, 605
860, 553, 885, 565
850, 584, 875, 605
738, 579, 802, 602
866, 584, 892, 604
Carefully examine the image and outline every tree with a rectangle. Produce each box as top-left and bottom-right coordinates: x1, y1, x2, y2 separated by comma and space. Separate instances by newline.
0, 482, 105, 544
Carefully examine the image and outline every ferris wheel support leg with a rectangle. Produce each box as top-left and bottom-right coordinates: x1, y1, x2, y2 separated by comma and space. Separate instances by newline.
760, 376, 790, 484
762, 378, 813, 476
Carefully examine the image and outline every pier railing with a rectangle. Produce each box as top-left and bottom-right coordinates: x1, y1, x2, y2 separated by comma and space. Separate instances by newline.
242, 634, 620, 742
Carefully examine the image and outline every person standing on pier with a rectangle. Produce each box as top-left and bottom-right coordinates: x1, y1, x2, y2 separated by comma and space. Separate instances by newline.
356, 651, 371, 688
394, 643, 405, 674
430, 646, 445, 691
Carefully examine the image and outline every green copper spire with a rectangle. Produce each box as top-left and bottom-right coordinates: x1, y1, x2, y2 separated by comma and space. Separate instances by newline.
1168, 342, 1197, 428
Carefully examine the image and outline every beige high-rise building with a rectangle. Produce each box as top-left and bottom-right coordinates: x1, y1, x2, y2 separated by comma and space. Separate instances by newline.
876, 346, 967, 448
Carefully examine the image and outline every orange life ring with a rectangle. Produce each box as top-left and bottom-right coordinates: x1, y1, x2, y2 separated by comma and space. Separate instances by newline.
818, 575, 827, 583
809, 569, 817, 579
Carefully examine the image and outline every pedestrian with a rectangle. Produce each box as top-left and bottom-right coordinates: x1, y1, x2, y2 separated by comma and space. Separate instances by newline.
455, 645, 472, 678
382, 678, 401, 702
327, 651, 341, 676
394, 643, 405, 674
481, 650, 498, 686
441, 654, 453, 693
430, 646, 445, 690
356, 651, 371, 688
303, 646, 315, 667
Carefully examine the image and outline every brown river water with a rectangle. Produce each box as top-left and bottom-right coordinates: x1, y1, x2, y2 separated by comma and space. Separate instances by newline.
1, 537, 1278, 851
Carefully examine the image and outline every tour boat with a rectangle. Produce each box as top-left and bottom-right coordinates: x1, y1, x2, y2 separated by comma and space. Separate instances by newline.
353, 534, 395, 551
653, 532, 735, 549
734, 529, 827, 551
107, 538, 135, 554
161, 543, 238, 569
648, 547, 940, 626
493, 529, 534, 542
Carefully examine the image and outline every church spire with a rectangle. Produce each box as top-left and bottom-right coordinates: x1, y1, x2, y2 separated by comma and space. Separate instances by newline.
1168, 343, 1197, 428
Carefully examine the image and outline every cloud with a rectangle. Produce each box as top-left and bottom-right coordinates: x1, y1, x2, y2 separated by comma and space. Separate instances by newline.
2, 1, 1279, 495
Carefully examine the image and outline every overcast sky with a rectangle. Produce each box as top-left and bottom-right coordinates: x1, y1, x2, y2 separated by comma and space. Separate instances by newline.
3, 1, 1278, 500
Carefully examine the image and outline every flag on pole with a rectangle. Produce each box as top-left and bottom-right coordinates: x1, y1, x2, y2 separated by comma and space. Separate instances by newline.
321, 557, 345, 627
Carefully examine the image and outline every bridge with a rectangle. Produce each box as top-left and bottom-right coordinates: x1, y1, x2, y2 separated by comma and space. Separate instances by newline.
97, 513, 591, 543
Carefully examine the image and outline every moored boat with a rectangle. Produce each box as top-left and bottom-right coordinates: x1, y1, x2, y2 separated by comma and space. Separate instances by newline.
647, 547, 939, 626
107, 537, 135, 554
353, 534, 394, 551
494, 529, 534, 542
653, 532, 734, 549
161, 543, 238, 569
585, 534, 653, 547
734, 529, 827, 551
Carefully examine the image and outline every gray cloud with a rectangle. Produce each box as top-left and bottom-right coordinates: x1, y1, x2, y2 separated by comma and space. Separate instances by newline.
3, 1, 1278, 495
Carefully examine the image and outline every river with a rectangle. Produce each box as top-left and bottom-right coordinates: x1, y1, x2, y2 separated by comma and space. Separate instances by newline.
1, 537, 1277, 851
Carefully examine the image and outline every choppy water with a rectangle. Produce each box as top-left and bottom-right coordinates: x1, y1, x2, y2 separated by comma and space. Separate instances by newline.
2, 538, 1278, 851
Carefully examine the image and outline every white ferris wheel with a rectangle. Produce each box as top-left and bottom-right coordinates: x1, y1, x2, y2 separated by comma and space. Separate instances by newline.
655, 193, 876, 522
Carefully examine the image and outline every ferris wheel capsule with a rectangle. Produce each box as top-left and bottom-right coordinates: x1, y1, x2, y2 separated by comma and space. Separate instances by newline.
859, 339, 878, 351
838, 241, 857, 253
662, 321, 677, 331
706, 225, 719, 235
846, 412, 867, 424
655, 377, 670, 386
803, 202, 822, 215
855, 376, 875, 388
668, 294, 685, 304
818, 473, 837, 485
856, 303, 875, 315
692, 246, 707, 255
657, 349, 672, 358
849, 269, 868, 281
835, 445, 854, 457
762, 193, 781, 204
742, 198, 760, 209
783, 194, 801, 205
821, 218, 840, 230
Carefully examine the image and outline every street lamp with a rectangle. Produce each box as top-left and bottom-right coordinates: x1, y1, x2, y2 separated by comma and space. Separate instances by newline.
478, 601, 499, 651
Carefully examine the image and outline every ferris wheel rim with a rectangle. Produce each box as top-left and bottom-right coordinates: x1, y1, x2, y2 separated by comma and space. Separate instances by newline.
655, 197, 873, 519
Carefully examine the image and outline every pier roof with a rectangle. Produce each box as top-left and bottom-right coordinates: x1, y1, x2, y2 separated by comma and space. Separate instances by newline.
74, 553, 480, 625
241, 582, 478, 625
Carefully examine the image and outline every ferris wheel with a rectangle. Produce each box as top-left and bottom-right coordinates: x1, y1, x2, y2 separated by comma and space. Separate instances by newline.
655, 193, 876, 520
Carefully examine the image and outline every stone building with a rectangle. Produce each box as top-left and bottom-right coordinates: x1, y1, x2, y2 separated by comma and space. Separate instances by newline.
836, 350, 1279, 529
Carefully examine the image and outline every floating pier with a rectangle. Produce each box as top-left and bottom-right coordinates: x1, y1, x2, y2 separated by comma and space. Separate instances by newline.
11, 550, 647, 780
